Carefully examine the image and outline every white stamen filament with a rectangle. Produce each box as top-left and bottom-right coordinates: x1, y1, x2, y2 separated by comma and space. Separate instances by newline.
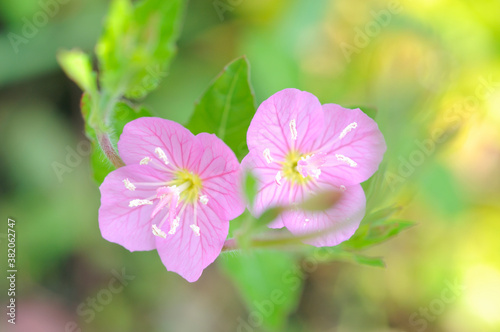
129, 199, 153, 207
199, 195, 209, 205
263, 148, 274, 164
123, 178, 136, 191
154, 147, 169, 165
339, 122, 358, 139
335, 154, 357, 167
340, 185, 346, 191
275, 171, 282, 185
190, 224, 200, 236
289, 119, 298, 140
152, 224, 166, 238
140, 157, 152, 165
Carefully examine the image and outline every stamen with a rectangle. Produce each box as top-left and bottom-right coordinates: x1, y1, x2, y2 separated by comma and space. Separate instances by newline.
154, 147, 169, 165
140, 157, 152, 165
190, 224, 200, 236
152, 224, 166, 238
339, 122, 358, 139
151, 185, 180, 219
129, 199, 153, 207
297, 153, 327, 179
340, 185, 346, 191
168, 217, 180, 235
275, 171, 283, 185
263, 148, 274, 164
122, 178, 136, 191
289, 119, 297, 140
335, 154, 357, 167
199, 195, 209, 205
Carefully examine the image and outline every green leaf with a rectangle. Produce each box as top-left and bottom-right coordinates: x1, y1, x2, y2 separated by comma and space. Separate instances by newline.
342, 219, 416, 250
187, 56, 256, 159
219, 250, 302, 330
81, 93, 152, 183
57, 49, 97, 94
96, 0, 185, 99
243, 170, 258, 208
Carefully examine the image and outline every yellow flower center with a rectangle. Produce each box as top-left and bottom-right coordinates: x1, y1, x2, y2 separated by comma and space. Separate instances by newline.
281, 150, 308, 185
168, 169, 202, 204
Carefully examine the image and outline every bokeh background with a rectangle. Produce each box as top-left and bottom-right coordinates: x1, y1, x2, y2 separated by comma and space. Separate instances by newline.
1, 0, 500, 331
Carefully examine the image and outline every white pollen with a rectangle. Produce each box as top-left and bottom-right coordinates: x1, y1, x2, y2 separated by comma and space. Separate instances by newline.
168, 217, 180, 235
340, 185, 346, 191
190, 224, 201, 236
122, 178, 136, 191
152, 224, 166, 238
199, 195, 209, 205
154, 147, 169, 165
140, 157, 152, 165
263, 148, 274, 164
335, 154, 357, 167
289, 119, 298, 140
310, 169, 321, 179
275, 171, 282, 185
339, 122, 358, 139
305, 218, 310, 222
129, 199, 153, 207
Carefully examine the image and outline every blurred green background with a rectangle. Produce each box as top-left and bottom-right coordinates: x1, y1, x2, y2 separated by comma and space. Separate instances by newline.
1, 0, 500, 331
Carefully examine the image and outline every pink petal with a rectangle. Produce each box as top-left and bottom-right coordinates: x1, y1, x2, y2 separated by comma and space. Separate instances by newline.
241, 149, 305, 228
155, 203, 229, 282
313, 105, 386, 185
282, 184, 366, 247
118, 117, 201, 171
193, 133, 245, 221
99, 165, 173, 252
247, 89, 325, 159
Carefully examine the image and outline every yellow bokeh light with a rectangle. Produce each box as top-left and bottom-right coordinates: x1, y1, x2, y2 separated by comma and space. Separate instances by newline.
463, 265, 500, 324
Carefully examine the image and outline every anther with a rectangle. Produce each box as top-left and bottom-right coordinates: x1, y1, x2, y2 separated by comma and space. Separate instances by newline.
154, 147, 169, 165
140, 157, 152, 165
263, 148, 274, 164
289, 119, 297, 140
190, 224, 200, 236
123, 178, 136, 191
339, 122, 357, 139
335, 154, 357, 167
129, 199, 153, 207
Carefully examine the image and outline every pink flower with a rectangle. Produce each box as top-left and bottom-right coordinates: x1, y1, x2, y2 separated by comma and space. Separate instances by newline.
99, 118, 244, 282
242, 89, 386, 246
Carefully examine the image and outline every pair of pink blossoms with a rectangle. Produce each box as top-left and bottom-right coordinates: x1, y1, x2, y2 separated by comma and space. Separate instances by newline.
99, 89, 386, 282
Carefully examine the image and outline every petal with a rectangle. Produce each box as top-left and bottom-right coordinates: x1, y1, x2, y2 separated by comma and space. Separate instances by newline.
241, 149, 306, 228
247, 89, 324, 158
155, 203, 229, 282
193, 133, 245, 221
282, 184, 366, 247
118, 117, 201, 171
313, 105, 386, 185
98, 164, 172, 252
